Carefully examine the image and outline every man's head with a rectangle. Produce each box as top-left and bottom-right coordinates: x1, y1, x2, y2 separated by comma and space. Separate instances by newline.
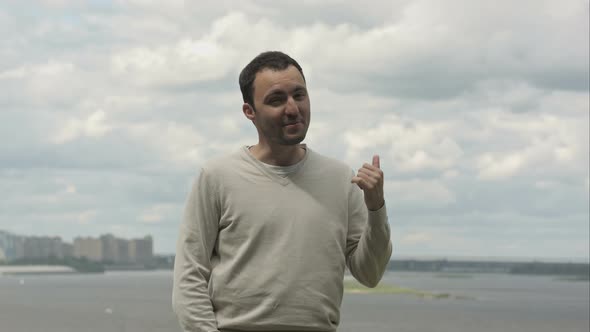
239, 51, 310, 147
239, 51, 306, 108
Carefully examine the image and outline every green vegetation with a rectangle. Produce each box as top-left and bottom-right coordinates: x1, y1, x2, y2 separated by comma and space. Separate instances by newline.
510, 262, 589, 276
388, 259, 590, 276
343, 280, 472, 300
435, 273, 474, 279
554, 275, 590, 282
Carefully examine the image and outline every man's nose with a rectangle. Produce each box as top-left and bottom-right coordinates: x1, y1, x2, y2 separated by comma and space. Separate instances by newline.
284, 96, 299, 116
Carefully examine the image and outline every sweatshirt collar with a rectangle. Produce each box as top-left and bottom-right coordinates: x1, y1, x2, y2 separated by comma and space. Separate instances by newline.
241, 144, 310, 186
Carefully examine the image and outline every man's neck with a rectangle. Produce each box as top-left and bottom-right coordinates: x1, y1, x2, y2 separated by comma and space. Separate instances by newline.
248, 143, 306, 166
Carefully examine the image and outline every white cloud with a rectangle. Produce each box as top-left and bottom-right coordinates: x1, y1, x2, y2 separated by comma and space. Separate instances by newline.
127, 121, 204, 167
111, 38, 239, 86
475, 112, 588, 180
115, 0, 186, 13
311, 88, 400, 116
52, 110, 113, 144
92, 0, 587, 99
400, 232, 433, 245
0, 61, 75, 80
39, 0, 77, 7
477, 153, 525, 180
386, 179, 456, 208
220, 116, 240, 134
65, 185, 77, 194
139, 204, 177, 224
344, 114, 463, 174
0, 60, 87, 107
75, 210, 97, 225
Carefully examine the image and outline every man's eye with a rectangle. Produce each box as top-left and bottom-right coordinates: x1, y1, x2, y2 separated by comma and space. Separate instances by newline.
294, 93, 306, 100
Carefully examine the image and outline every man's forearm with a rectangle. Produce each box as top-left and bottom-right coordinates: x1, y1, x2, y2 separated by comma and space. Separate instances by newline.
347, 204, 393, 288
173, 169, 221, 331
173, 231, 219, 332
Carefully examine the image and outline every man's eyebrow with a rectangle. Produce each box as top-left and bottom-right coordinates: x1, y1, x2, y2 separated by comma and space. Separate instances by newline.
264, 85, 307, 99
264, 90, 287, 99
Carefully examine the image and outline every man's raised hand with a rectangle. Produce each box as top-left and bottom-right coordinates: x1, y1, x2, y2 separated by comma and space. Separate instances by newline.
351, 155, 385, 211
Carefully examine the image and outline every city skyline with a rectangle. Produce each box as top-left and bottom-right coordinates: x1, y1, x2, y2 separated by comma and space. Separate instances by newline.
0, 230, 153, 263
2, 229, 587, 263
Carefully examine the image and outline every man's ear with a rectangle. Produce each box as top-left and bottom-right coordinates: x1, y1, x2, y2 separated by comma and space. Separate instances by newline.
242, 103, 255, 121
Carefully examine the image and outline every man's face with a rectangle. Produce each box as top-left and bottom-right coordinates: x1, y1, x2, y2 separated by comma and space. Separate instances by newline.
249, 65, 310, 146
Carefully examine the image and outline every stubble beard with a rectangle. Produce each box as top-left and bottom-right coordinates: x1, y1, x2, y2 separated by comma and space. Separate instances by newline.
274, 125, 308, 146
259, 124, 308, 146
279, 135, 305, 145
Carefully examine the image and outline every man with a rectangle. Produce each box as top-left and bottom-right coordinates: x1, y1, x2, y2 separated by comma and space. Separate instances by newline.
173, 51, 392, 332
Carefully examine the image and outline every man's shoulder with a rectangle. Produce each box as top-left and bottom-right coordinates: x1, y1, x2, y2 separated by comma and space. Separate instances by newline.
205, 150, 242, 167
195, 148, 244, 176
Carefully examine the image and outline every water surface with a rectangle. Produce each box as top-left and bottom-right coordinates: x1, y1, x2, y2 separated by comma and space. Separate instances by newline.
0, 271, 587, 331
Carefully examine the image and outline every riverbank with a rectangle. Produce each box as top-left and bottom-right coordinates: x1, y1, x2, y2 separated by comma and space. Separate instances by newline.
1, 257, 106, 273
0, 265, 76, 276
343, 277, 472, 299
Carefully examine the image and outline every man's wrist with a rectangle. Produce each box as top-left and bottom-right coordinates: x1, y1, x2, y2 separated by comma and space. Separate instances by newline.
367, 200, 385, 211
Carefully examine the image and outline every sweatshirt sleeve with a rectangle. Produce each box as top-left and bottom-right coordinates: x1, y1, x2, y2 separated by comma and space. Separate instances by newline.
345, 178, 393, 288
173, 168, 220, 332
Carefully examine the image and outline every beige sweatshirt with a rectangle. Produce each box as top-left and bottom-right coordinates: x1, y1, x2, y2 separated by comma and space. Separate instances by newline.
173, 146, 392, 332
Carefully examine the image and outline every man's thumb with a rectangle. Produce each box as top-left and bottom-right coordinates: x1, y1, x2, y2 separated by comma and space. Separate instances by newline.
372, 155, 380, 168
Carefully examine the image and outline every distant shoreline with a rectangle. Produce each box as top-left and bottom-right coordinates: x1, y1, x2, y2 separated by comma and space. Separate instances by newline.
2, 258, 588, 278
387, 259, 590, 277
0, 265, 77, 276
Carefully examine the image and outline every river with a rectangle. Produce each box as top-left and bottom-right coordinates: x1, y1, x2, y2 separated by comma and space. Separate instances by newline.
0, 271, 587, 331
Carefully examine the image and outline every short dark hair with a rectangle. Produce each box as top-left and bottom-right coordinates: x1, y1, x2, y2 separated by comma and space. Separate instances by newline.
239, 51, 305, 107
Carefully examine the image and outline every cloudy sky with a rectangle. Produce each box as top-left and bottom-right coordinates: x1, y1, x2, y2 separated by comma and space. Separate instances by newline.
1, 0, 588, 260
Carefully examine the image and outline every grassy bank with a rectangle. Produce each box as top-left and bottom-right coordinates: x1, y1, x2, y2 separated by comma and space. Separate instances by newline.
343, 279, 472, 300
